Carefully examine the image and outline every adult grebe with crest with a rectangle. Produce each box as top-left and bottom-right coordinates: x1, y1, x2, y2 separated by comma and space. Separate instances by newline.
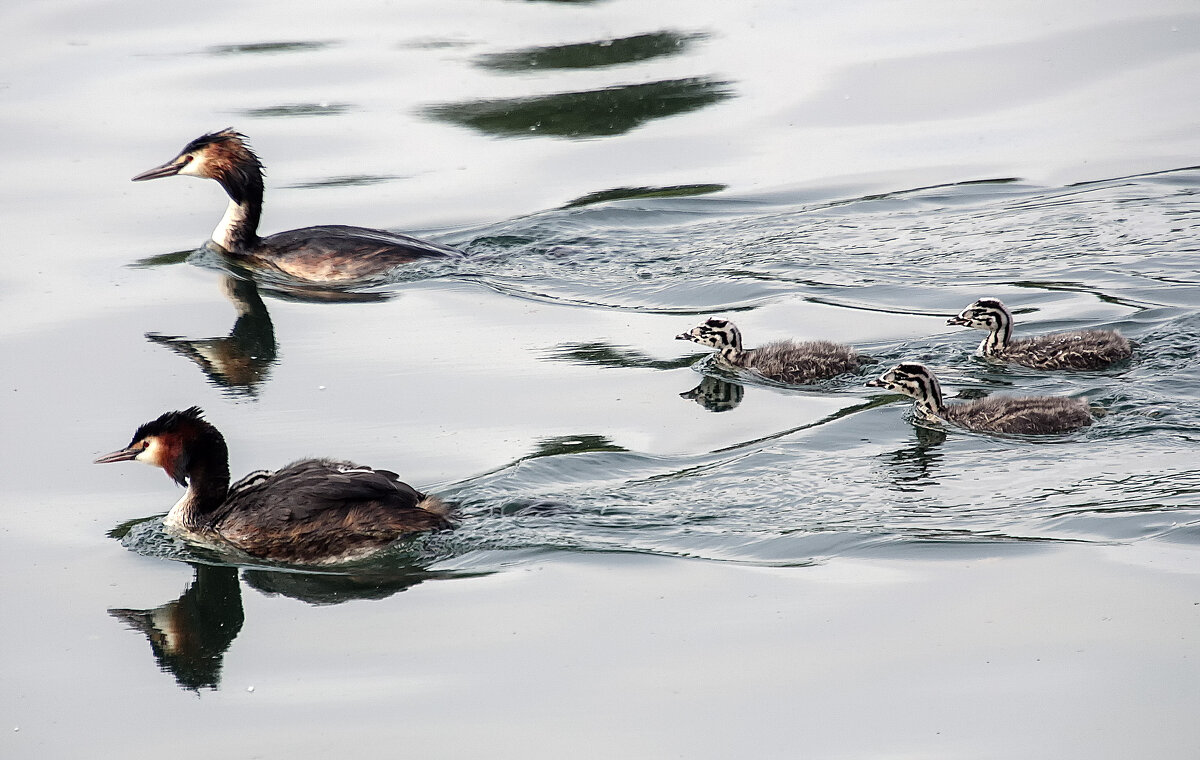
132, 129, 463, 283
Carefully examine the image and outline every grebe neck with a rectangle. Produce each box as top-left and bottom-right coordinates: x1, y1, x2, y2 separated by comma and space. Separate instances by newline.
980, 308, 1013, 357
716, 323, 746, 365
913, 371, 946, 418
211, 168, 263, 253
164, 438, 231, 533
719, 345, 749, 365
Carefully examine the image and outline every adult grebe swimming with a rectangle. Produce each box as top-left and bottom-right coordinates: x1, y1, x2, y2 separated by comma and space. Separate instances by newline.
95, 407, 452, 565
132, 129, 463, 283
867, 363, 1093, 435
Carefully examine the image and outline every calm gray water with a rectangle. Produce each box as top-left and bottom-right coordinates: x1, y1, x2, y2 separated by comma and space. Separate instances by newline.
3, 1, 1200, 757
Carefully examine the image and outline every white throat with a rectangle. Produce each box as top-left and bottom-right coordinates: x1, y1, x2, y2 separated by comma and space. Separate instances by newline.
162, 486, 197, 534
212, 199, 249, 252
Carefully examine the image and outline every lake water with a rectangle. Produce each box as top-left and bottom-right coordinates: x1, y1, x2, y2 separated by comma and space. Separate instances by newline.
3, 1, 1200, 757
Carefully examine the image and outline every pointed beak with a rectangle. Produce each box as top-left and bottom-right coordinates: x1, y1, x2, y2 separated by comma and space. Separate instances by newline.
132, 157, 186, 182
94, 445, 141, 464
675, 333, 693, 341
865, 378, 884, 388
946, 315, 968, 326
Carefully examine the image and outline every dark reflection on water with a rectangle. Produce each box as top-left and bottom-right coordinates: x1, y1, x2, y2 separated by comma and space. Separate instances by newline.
242, 565, 462, 605
878, 424, 948, 491
680, 376, 744, 412
284, 174, 404, 190
527, 434, 627, 459
129, 249, 194, 268
563, 183, 726, 208
146, 276, 277, 399
109, 564, 243, 692
109, 558, 472, 691
475, 31, 706, 72
544, 340, 697, 370
425, 77, 733, 138
206, 41, 333, 56
239, 103, 351, 118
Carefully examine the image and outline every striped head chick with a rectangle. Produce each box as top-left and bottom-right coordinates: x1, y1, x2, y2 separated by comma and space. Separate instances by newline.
868, 362, 1093, 435
948, 298, 1132, 370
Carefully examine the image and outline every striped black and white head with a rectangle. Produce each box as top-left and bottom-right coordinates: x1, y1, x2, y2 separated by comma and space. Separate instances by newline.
866, 363, 945, 416
948, 298, 1013, 352
675, 318, 744, 352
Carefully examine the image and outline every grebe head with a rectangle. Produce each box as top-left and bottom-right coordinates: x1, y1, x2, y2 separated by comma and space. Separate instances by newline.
132, 129, 263, 195
866, 362, 945, 412
95, 407, 224, 486
675, 318, 744, 351
947, 298, 1011, 330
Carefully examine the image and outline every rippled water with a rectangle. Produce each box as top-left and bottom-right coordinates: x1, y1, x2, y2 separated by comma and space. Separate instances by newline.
4, 1, 1200, 756
104, 169, 1200, 573
434, 172, 1200, 561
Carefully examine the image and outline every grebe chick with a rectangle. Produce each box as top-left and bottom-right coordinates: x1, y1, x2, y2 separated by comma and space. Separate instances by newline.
867, 363, 1092, 435
132, 129, 463, 283
95, 407, 451, 565
948, 298, 1131, 370
676, 317, 861, 383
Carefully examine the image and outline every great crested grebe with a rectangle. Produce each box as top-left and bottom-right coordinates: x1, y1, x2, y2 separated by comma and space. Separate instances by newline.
676, 317, 862, 383
867, 363, 1093, 435
95, 407, 451, 565
948, 298, 1132, 370
132, 129, 463, 283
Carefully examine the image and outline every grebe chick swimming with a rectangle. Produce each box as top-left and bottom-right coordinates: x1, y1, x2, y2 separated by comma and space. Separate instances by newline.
948, 298, 1131, 370
95, 407, 451, 565
676, 317, 861, 383
132, 129, 463, 283
867, 363, 1093, 435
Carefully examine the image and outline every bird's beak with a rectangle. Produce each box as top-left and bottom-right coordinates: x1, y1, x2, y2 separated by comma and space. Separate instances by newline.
865, 378, 884, 388
675, 333, 692, 341
132, 156, 186, 182
94, 445, 141, 464
946, 315, 968, 326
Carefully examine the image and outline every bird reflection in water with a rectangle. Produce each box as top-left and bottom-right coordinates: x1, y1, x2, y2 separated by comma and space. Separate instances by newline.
145, 275, 277, 398
680, 376, 744, 413
109, 560, 465, 691
108, 564, 243, 692
879, 424, 948, 491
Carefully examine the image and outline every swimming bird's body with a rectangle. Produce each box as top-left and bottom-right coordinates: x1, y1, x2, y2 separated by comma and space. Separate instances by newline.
676, 318, 861, 383
95, 408, 451, 565
867, 363, 1093, 435
132, 130, 462, 283
948, 298, 1131, 370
